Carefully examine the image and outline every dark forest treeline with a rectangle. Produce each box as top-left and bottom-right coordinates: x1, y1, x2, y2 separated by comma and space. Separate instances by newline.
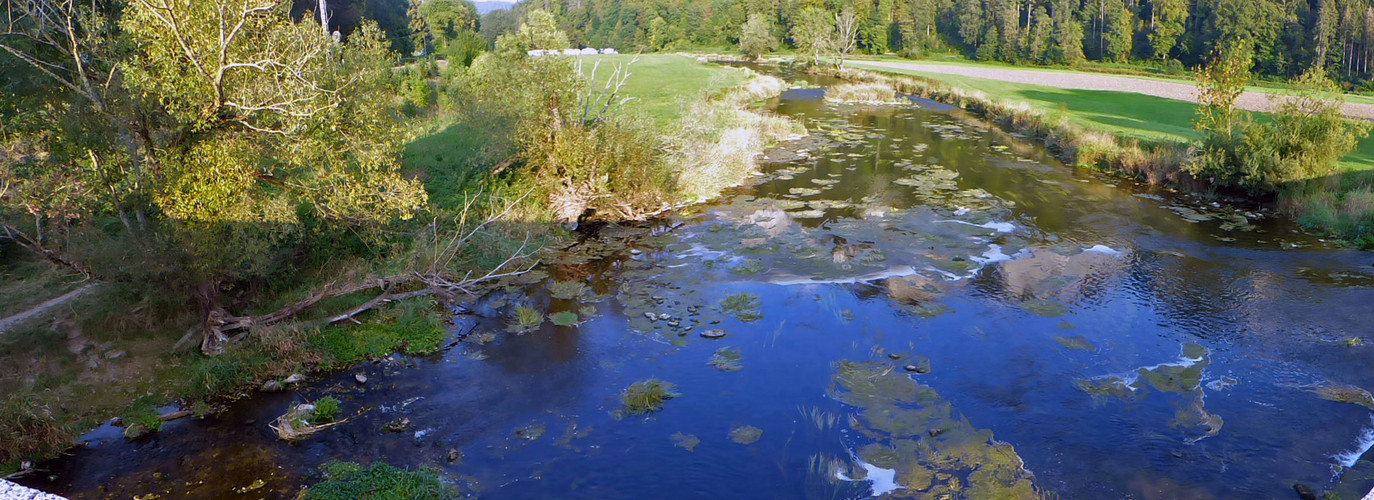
471, 0, 1374, 84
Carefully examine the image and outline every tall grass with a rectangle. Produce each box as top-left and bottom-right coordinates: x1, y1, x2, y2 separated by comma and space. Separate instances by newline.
669, 73, 804, 201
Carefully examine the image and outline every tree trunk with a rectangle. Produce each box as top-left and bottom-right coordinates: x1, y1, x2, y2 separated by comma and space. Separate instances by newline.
319, 0, 329, 35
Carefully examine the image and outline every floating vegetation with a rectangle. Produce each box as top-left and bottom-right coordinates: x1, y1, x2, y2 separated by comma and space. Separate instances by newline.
1075, 343, 1221, 442
671, 432, 700, 452
622, 379, 680, 415
730, 258, 766, 275
1019, 298, 1069, 317
789, 187, 823, 196
508, 305, 544, 333
729, 425, 763, 445
1053, 335, 1096, 351
549, 311, 579, 327
708, 347, 743, 372
719, 292, 764, 322
548, 280, 589, 300
1313, 383, 1374, 409
828, 361, 1038, 497
514, 423, 545, 441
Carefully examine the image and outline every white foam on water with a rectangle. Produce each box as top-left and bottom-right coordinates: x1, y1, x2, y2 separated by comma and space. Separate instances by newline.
1083, 244, 1124, 256
970, 244, 1013, 265
835, 458, 905, 497
1087, 345, 1206, 393
1334, 417, 1374, 469
766, 265, 918, 286
942, 219, 1017, 233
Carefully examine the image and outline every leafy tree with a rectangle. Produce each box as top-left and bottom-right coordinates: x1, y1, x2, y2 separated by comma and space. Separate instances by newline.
1102, 0, 1134, 62
495, 8, 571, 54
1050, 0, 1086, 63
1028, 6, 1053, 63
739, 12, 777, 59
408, 0, 428, 55
1, 0, 424, 310
791, 7, 832, 66
1149, 0, 1187, 60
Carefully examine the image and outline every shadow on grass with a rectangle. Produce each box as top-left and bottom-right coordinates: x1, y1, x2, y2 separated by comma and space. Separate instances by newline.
402, 120, 516, 209
1018, 89, 1198, 142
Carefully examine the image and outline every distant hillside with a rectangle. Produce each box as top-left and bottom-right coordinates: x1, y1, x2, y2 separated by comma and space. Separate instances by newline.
473, 1, 509, 14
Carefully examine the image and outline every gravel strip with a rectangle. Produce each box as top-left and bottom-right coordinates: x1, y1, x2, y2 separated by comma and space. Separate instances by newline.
0, 480, 66, 500
853, 60, 1374, 121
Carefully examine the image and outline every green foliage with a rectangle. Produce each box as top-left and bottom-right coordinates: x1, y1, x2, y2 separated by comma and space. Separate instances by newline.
549, 311, 579, 326
510, 305, 544, 332
739, 13, 777, 60
311, 396, 341, 425
1192, 62, 1372, 193
621, 379, 679, 414
494, 9, 570, 55
304, 461, 455, 500
547, 280, 588, 299
309, 298, 447, 368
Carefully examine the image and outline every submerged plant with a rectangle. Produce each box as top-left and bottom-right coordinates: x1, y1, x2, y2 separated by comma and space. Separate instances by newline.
622, 379, 680, 415
728, 425, 763, 445
718, 292, 763, 322
708, 347, 743, 372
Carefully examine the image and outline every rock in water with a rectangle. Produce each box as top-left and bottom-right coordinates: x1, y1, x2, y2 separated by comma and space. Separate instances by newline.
284, 373, 306, 385
446, 448, 462, 463
1292, 483, 1317, 500
700, 329, 727, 339
354, 373, 368, 385
260, 380, 284, 392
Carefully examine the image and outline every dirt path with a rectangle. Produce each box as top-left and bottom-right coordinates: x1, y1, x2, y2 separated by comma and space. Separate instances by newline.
0, 284, 97, 334
851, 60, 1374, 121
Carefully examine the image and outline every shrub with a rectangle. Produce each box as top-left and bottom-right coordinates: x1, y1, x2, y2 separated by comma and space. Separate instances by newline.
1190, 64, 1371, 194
1165, 59, 1185, 75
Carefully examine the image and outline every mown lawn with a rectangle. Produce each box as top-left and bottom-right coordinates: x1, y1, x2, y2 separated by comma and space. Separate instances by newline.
851, 54, 1374, 106
576, 54, 750, 125
849, 62, 1374, 173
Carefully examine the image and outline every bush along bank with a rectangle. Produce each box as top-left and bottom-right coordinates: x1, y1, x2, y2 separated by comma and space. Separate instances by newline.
814, 64, 1374, 247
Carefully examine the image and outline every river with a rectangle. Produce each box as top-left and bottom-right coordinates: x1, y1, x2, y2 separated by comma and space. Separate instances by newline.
19, 67, 1374, 499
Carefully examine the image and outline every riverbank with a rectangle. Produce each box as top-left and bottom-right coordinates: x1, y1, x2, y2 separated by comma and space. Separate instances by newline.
821, 62, 1374, 246
0, 55, 796, 477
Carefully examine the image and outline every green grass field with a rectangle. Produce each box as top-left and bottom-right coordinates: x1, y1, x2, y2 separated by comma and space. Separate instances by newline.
850, 54, 1374, 106
848, 61, 1374, 173
577, 54, 751, 124
404, 54, 752, 206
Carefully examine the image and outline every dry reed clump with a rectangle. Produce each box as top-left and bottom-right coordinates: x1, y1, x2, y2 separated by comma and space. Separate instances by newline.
824, 82, 898, 103
670, 73, 804, 201
815, 66, 1192, 188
